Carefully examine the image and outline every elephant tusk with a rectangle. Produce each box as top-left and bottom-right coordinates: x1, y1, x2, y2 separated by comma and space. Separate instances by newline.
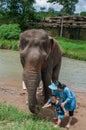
22, 81, 27, 90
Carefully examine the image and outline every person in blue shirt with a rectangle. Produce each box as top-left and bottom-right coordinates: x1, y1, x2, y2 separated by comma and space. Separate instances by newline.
42, 96, 67, 127
48, 81, 76, 129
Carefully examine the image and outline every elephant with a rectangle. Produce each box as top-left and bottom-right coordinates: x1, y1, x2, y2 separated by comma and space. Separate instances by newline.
19, 29, 62, 113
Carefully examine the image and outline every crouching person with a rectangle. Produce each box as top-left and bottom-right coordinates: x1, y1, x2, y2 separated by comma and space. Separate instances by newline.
42, 96, 67, 127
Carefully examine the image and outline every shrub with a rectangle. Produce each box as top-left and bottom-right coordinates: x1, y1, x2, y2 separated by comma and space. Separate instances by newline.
0, 39, 19, 50
80, 11, 86, 16
0, 24, 21, 40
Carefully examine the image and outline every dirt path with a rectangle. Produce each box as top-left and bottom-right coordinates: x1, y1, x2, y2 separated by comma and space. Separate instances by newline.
0, 86, 86, 130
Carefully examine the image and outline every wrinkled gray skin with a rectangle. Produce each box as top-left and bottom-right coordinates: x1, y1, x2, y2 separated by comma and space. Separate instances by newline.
19, 29, 62, 113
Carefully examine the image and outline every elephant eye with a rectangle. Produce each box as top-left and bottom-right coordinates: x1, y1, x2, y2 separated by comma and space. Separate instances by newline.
20, 38, 29, 50
25, 37, 29, 43
34, 42, 39, 47
40, 41, 45, 50
41, 40, 46, 46
43, 43, 47, 49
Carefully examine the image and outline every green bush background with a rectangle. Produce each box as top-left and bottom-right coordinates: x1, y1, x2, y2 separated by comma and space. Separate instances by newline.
0, 24, 21, 40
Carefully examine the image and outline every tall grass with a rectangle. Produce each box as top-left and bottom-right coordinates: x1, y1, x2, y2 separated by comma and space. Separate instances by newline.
0, 39, 19, 50
0, 103, 61, 130
54, 36, 86, 61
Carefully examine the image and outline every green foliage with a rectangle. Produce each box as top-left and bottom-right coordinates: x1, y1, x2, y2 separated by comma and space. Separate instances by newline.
0, 0, 36, 30
0, 103, 61, 130
0, 102, 29, 122
48, 0, 79, 15
80, 12, 86, 16
35, 10, 59, 22
0, 24, 21, 40
0, 39, 19, 50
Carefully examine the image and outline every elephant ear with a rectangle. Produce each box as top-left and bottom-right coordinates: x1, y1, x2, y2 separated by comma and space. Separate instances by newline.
49, 36, 55, 51
19, 34, 29, 56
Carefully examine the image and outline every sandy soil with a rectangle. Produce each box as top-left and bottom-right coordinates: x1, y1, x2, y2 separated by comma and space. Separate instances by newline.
0, 86, 86, 130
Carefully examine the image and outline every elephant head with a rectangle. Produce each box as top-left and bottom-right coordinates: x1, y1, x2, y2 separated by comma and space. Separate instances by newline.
19, 29, 59, 113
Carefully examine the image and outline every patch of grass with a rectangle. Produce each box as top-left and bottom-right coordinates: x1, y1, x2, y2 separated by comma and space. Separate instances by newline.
0, 102, 29, 122
0, 120, 61, 130
0, 39, 19, 50
54, 36, 86, 61
0, 102, 61, 130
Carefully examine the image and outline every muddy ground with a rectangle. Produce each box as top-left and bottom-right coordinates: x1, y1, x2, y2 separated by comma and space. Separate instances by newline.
0, 86, 86, 130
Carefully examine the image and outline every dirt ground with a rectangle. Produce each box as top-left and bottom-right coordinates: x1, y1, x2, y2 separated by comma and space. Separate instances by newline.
0, 86, 86, 130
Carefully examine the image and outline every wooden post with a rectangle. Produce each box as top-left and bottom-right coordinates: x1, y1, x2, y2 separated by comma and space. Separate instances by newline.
60, 15, 64, 37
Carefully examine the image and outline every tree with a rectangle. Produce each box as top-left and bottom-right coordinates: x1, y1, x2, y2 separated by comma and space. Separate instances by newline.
0, 0, 36, 30
48, 0, 79, 15
80, 11, 86, 16
40, 7, 46, 12
48, 7, 55, 15
48, 0, 79, 37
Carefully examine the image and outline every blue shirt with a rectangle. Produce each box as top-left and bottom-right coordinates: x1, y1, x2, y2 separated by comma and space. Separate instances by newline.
52, 87, 76, 111
47, 99, 64, 117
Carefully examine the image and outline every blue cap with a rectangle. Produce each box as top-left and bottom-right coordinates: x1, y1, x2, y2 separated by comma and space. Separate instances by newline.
48, 83, 57, 90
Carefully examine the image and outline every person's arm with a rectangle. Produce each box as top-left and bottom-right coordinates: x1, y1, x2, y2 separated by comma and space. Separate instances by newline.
42, 103, 51, 108
58, 101, 67, 116
61, 105, 68, 116
61, 88, 73, 107
42, 99, 51, 108
61, 101, 67, 108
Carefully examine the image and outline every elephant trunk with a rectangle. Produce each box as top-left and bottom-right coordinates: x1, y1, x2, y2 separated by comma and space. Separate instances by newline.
23, 70, 41, 113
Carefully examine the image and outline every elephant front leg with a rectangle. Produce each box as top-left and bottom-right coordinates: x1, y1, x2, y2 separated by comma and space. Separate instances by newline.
42, 71, 52, 102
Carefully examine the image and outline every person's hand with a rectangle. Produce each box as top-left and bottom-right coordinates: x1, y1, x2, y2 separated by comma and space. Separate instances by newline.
42, 106, 45, 109
61, 101, 66, 107
64, 111, 68, 117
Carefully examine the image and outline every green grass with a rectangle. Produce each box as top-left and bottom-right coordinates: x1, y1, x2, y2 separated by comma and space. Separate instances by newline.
0, 39, 19, 50
54, 36, 86, 61
0, 102, 61, 130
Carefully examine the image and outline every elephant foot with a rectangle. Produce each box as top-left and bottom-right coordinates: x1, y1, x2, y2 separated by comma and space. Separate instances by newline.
28, 104, 40, 114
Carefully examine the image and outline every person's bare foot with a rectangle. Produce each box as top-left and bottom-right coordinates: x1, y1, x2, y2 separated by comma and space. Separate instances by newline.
53, 117, 58, 120
65, 111, 68, 116
65, 124, 70, 129
54, 124, 59, 128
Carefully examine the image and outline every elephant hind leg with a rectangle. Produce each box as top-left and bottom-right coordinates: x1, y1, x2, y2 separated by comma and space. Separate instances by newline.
42, 72, 52, 102
52, 62, 61, 83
